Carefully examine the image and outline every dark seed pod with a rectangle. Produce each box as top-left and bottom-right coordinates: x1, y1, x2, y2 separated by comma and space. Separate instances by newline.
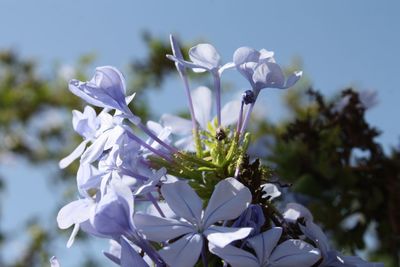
242, 90, 255, 105
215, 127, 226, 141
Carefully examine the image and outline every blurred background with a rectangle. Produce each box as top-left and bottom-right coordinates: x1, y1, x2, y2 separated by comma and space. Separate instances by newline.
0, 0, 399, 266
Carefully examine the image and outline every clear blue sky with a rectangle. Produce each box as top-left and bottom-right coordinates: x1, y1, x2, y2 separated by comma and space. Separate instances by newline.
1, 0, 399, 265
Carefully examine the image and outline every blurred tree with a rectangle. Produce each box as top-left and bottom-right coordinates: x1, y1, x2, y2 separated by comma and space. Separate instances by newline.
0, 34, 193, 267
251, 88, 400, 266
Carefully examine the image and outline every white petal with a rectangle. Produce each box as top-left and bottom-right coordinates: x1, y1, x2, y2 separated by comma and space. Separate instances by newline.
233, 47, 260, 66
66, 223, 80, 248
205, 226, 253, 247
158, 233, 203, 267
161, 114, 192, 135
209, 243, 259, 267
202, 178, 251, 228
80, 133, 109, 164
220, 100, 241, 127
57, 198, 93, 229
261, 183, 281, 200
59, 140, 88, 169
134, 213, 194, 242
189, 43, 221, 70
192, 86, 212, 129
283, 203, 314, 223
104, 126, 125, 150
161, 181, 203, 225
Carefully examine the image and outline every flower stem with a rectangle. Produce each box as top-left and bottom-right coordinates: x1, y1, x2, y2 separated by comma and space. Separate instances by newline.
240, 90, 259, 135
213, 74, 222, 127
147, 193, 166, 217
137, 122, 178, 154
236, 100, 245, 140
201, 239, 209, 267
126, 131, 173, 162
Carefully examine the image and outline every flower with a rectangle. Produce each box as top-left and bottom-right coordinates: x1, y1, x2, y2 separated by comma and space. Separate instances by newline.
59, 103, 132, 168
167, 43, 234, 76
233, 47, 302, 92
134, 178, 253, 267
68, 66, 140, 124
210, 227, 321, 267
56, 196, 95, 247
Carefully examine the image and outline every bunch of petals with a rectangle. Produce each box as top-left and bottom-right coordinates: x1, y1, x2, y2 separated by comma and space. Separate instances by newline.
53, 36, 383, 267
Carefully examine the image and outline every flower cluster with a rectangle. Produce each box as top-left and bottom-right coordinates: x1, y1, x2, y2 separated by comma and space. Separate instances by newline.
53, 35, 383, 267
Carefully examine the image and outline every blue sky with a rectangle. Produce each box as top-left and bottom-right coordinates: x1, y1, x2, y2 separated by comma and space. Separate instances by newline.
1, 0, 399, 265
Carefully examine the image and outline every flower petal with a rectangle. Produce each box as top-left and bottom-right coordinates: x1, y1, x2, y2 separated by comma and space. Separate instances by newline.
233, 47, 260, 83
283, 203, 314, 223
57, 198, 93, 229
90, 181, 134, 237
284, 71, 302, 88
205, 225, 253, 247
66, 223, 80, 248
192, 86, 212, 129
158, 233, 203, 267
59, 140, 88, 169
203, 178, 251, 228
209, 243, 258, 267
270, 239, 321, 267
69, 66, 132, 115
189, 43, 221, 70
252, 62, 285, 90
161, 180, 203, 225
247, 227, 282, 264
300, 221, 330, 256
120, 236, 149, 267
261, 183, 281, 200
80, 132, 110, 164
220, 100, 241, 127
161, 114, 192, 136
134, 213, 194, 242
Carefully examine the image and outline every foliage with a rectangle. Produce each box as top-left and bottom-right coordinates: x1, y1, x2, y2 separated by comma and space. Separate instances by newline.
252, 88, 400, 266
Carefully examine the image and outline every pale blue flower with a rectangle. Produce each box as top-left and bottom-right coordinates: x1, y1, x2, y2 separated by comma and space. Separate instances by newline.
233, 47, 302, 92
69, 66, 140, 124
59, 106, 130, 168
57, 196, 95, 247
134, 178, 253, 267
167, 43, 234, 76
167, 42, 235, 126
90, 179, 135, 239
210, 227, 321, 267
